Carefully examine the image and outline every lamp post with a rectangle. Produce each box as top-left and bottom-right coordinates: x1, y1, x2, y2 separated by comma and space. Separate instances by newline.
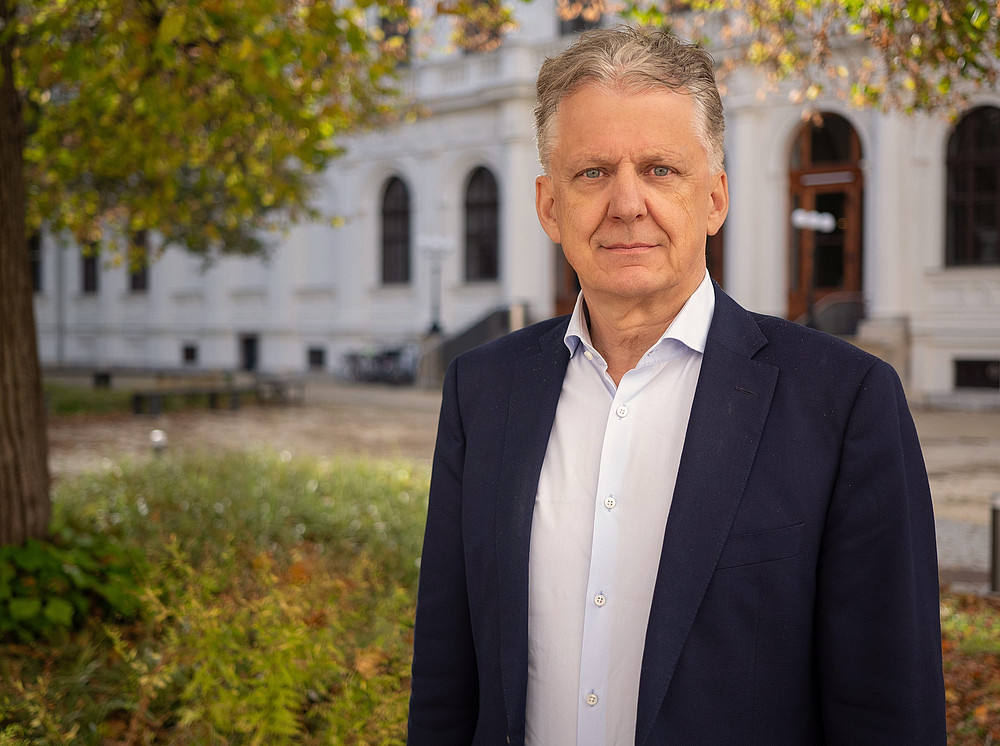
420, 236, 453, 336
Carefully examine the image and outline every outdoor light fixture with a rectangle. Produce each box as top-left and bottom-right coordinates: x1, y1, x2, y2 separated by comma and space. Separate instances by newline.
150, 428, 168, 456
791, 208, 837, 234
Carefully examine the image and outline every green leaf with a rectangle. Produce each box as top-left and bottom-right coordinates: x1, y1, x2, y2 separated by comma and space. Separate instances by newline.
158, 10, 187, 47
12, 540, 50, 573
43, 597, 76, 627
8, 597, 42, 621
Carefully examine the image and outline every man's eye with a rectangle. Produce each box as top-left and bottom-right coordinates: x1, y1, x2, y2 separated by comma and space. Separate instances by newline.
583, 168, 602, 178
651, 166, 671, 176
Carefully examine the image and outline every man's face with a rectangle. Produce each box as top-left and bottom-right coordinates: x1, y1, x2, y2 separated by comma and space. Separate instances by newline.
535, 84, 728, 312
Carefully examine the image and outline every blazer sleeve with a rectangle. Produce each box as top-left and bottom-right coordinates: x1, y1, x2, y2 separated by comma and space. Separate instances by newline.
815, 359, 946, 744
407, 359, 480, 744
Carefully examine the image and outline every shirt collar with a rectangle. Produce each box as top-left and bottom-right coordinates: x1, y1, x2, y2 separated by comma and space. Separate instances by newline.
564, 270, 716, 359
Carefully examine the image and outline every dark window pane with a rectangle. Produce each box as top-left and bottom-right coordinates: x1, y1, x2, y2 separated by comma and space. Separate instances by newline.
971, 108, 1000, 153
82, 247, 99, 294
129, 232, 149, 292
950, 166, 968, 196
241, 335, 258, 372
130, 264, 148, 292
973, 202, 999, 263
814, 192, 846, 288
465, 167, 499, 281
814, 242, 845, 288
974, 165, 998, 193
381, 177, 411, 284
946, 107, 1000, 265
308, 347, 326, 370
809, 114, 852, 164
946, 202, 967, 265
954, 359, 1000, 390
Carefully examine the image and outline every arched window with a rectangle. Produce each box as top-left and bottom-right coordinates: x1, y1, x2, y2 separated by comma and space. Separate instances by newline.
464, 167, 499, 282
946, 106, 1000, 266
381, 176, 411, 284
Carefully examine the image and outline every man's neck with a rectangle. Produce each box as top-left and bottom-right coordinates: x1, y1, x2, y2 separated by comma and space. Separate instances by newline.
584, 294, 686, 386
586, 296, 684, 386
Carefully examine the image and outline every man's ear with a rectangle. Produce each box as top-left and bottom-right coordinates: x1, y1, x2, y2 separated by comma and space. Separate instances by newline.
535, 175, 562, 244
707, 170, 729, 237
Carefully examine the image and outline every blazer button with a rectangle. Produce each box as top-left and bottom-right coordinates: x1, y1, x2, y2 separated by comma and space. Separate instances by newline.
616, 404, 629, 418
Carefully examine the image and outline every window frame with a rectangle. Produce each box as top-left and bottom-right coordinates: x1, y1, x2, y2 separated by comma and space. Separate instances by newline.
464, 166, 500, 282
945, 105, 1000, 267
81, 246, 99, 294
381, 176, 412, 285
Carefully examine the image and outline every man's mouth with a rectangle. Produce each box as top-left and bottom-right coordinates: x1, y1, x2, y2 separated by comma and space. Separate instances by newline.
602, 242, 657, 250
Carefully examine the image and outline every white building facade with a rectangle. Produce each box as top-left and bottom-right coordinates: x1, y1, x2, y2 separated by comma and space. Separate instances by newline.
32, 3, 1000, 405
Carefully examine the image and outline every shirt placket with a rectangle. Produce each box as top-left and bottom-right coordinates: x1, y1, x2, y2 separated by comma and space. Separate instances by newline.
576, 373, 641, 745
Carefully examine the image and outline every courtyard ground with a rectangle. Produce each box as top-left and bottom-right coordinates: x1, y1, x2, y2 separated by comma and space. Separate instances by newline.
46, 379, 1000, 591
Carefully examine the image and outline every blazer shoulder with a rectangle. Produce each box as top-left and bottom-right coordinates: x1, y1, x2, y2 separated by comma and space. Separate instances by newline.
748, 310, 904, 399
712, 287, 882, 379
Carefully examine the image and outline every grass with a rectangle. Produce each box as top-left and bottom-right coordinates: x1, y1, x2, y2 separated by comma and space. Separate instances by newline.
44, 381, 134, 416
0, 450, 998, 744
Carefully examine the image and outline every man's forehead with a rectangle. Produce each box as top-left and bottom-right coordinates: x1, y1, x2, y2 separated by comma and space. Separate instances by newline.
550, 86, 702, 165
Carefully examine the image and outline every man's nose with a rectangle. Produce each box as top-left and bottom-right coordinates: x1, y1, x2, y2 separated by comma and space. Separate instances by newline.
606, 172, 648, 222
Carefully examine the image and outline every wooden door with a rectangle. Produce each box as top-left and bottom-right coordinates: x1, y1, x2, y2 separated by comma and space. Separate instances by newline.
788, 114, 864, 322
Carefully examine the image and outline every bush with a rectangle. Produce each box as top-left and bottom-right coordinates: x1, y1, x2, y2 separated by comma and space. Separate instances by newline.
0, 452, 429, 744
0, 529, 146, 642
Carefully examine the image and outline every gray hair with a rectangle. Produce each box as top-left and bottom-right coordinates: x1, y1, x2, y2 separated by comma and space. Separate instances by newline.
534, 26, 725, 173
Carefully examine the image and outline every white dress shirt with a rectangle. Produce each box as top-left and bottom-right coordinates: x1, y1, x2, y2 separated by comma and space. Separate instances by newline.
525, 271, 715, 746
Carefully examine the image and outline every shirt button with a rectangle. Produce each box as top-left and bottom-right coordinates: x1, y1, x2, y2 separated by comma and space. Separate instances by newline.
616, 404, 629, 418
586, 693, 599, 707
584, 350, 594, 361
604, 496, 616, 510
594, 593, 607, 607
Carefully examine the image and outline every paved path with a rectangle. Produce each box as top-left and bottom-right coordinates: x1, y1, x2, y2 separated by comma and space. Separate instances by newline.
48, 381, 1000, 591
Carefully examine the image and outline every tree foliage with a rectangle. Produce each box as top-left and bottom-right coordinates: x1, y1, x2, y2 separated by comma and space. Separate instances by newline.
0, 0, 496, 548
590, 0, 1000, 112
7, 0, 414, 260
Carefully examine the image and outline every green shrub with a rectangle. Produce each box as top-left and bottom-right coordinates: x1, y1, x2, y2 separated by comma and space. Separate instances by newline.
0, 529, 146, 642
0, 452, 428, 743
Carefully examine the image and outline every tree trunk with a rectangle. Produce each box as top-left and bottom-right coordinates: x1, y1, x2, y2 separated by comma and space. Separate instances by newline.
0, 0, 51, 546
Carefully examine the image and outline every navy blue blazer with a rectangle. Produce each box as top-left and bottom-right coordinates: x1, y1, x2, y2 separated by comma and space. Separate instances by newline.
408, 285, 946, 745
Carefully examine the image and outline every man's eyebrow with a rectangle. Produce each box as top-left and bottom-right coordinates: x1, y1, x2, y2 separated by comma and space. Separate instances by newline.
562, 149, 689, 170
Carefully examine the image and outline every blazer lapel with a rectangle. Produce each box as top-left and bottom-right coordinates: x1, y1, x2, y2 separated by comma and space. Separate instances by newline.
635, 288, 779, 746
495, 320, 571, 744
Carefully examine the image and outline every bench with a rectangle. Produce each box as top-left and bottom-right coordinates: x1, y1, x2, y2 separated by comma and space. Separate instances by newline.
131, 387, 257, 415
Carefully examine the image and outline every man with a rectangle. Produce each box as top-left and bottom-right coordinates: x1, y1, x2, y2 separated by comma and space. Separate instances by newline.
408, 26, 945, 745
